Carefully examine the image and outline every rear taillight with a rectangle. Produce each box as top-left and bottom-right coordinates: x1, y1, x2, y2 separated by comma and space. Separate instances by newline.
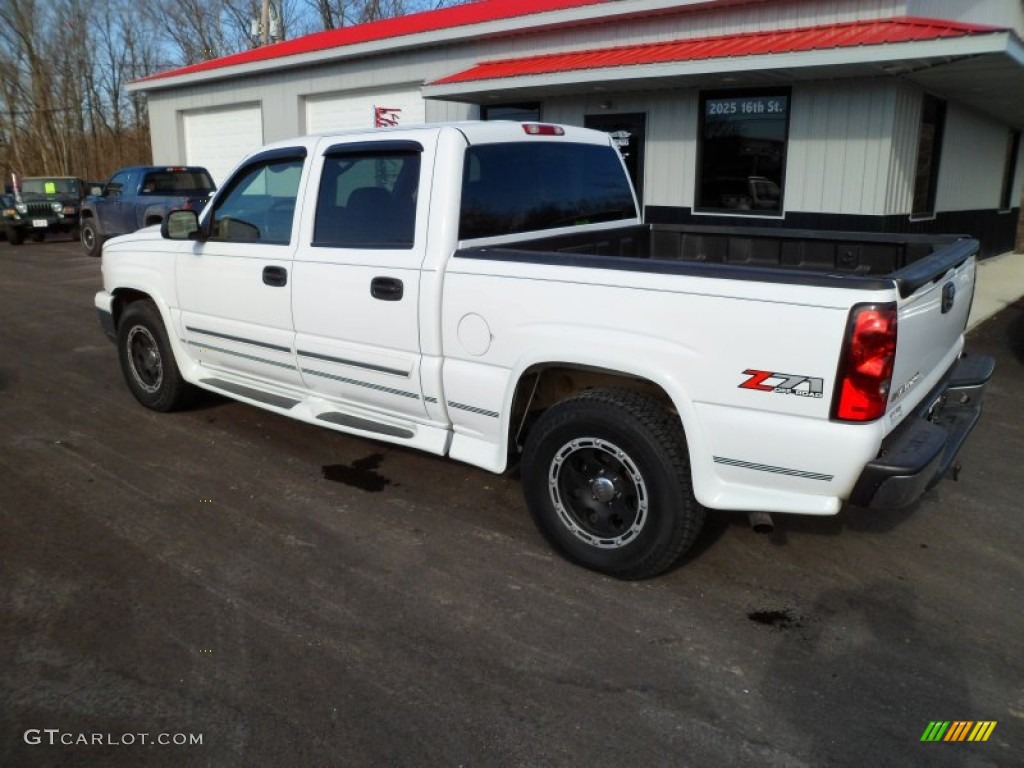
831, 303, 897, 422
522, 123, 565, 136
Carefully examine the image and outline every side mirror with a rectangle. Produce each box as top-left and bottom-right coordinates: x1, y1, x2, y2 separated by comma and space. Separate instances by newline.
162, 209, 201, 241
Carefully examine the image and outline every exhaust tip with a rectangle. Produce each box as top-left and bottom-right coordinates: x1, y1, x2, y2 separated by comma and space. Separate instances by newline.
748, 511, 774, 534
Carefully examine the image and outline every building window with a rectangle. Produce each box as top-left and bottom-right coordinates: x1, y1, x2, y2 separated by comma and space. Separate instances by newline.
911, 94, 946, 217
697, 89, 789, 214
1000, 129, 1021, 211
481, 103, 540, 122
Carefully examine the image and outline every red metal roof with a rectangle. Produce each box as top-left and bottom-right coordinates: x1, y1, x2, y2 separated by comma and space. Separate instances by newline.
430, 17, 1005, 85
137, 0, 609, 83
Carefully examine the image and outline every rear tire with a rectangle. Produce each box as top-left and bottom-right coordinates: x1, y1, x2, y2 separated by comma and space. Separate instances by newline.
521, 388, 705, 579
116, 300, 195, 412
81, 218, 103, 257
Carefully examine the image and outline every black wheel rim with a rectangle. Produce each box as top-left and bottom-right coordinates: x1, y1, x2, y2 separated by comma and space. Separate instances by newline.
548, 437, 648, 549
126, 326, 163, 393
82, 226, 94, 249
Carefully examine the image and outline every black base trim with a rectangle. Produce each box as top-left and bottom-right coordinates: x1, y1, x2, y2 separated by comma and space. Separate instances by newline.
97, 308, 116, 342
646, 206, 1019, 260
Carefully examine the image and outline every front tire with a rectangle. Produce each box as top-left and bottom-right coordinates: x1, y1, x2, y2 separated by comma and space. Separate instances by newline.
521, 388, 705, 580
30, 231, 44, 242
81, 218, 103, 257
116, 301, 195, 412
7, 227, 24, 245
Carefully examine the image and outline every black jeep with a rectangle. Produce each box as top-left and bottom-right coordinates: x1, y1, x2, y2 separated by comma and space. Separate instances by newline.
3, 177, 87, 245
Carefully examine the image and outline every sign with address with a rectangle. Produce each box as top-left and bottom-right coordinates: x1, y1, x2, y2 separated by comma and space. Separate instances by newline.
706, 95, 789, 118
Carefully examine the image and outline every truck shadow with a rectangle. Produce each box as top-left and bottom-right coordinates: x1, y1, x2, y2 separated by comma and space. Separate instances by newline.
715, 496, 927, 546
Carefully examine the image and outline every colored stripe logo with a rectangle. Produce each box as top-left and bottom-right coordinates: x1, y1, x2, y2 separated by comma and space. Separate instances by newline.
921, 721, 997, 742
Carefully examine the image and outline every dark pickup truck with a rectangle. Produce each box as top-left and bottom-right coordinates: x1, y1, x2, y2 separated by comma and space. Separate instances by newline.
79, 166, 215, 257
3, 177, 87, 244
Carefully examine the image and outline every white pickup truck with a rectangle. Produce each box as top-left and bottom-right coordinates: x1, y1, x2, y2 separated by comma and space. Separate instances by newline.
95, 121, 993, 579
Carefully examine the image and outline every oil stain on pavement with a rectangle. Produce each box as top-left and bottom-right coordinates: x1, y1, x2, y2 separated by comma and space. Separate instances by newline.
322, 453, 391, 492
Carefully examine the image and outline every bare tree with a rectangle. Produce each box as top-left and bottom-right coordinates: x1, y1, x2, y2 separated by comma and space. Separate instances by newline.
0, 0, 473, 183
0, 0, 162, 181
143, 0, 252, 65
303, 0, 468, 30
0, 0, 70, 176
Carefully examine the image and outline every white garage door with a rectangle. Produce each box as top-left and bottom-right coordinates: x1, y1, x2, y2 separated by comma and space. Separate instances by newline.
305, 89, 425, 134
183, 104, 264, 186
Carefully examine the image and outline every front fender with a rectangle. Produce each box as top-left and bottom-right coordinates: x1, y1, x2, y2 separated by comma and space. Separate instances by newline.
101, 237, 193, 373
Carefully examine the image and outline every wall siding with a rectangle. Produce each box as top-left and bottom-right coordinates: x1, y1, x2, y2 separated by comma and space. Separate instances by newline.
907, 0, 1024, 34
470, 0, 908, 58
936, 102, 1014, 211
647, 92, 699, 209
425, 100, 476, 123
541, 89, 698, 208
783, 81, 894, 215
147, 99, 178, 166
144, 38, 504, 162
885, 81, 922, 215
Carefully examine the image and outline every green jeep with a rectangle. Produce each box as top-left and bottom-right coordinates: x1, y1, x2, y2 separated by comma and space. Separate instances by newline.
3, 177, 87, 245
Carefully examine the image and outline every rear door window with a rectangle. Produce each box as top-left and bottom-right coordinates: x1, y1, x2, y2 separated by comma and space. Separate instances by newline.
313, 147, 421, 249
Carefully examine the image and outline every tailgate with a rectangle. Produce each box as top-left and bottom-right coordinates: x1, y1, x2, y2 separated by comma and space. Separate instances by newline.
886, 245, 977, 428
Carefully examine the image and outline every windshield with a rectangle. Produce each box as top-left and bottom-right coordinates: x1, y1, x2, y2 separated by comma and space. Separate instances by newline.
459, 141, 637, 240
20, 178, 80, 199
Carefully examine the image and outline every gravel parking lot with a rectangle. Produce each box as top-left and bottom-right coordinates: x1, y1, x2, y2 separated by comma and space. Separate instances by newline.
1, 240, 1021, 767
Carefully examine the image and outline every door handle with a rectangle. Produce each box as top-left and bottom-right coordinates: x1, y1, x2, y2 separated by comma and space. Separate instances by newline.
263, 266, 288, 287
371, 276, 404, 301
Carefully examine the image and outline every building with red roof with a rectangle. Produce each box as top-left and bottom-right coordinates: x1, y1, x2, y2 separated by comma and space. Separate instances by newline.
128, 0, 1024, 255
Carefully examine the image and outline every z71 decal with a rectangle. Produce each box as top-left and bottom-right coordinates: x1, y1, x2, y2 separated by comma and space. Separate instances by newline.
739, 369, 824, 399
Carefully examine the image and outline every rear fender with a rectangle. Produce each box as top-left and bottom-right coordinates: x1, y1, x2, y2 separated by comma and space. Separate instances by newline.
141, 204, 168, 228
444, 326, 712, 485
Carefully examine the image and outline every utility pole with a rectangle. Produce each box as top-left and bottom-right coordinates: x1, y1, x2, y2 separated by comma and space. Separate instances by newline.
260, 0, 271, 46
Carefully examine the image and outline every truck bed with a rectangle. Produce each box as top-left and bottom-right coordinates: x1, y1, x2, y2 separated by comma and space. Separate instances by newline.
460, 224, 979, 298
